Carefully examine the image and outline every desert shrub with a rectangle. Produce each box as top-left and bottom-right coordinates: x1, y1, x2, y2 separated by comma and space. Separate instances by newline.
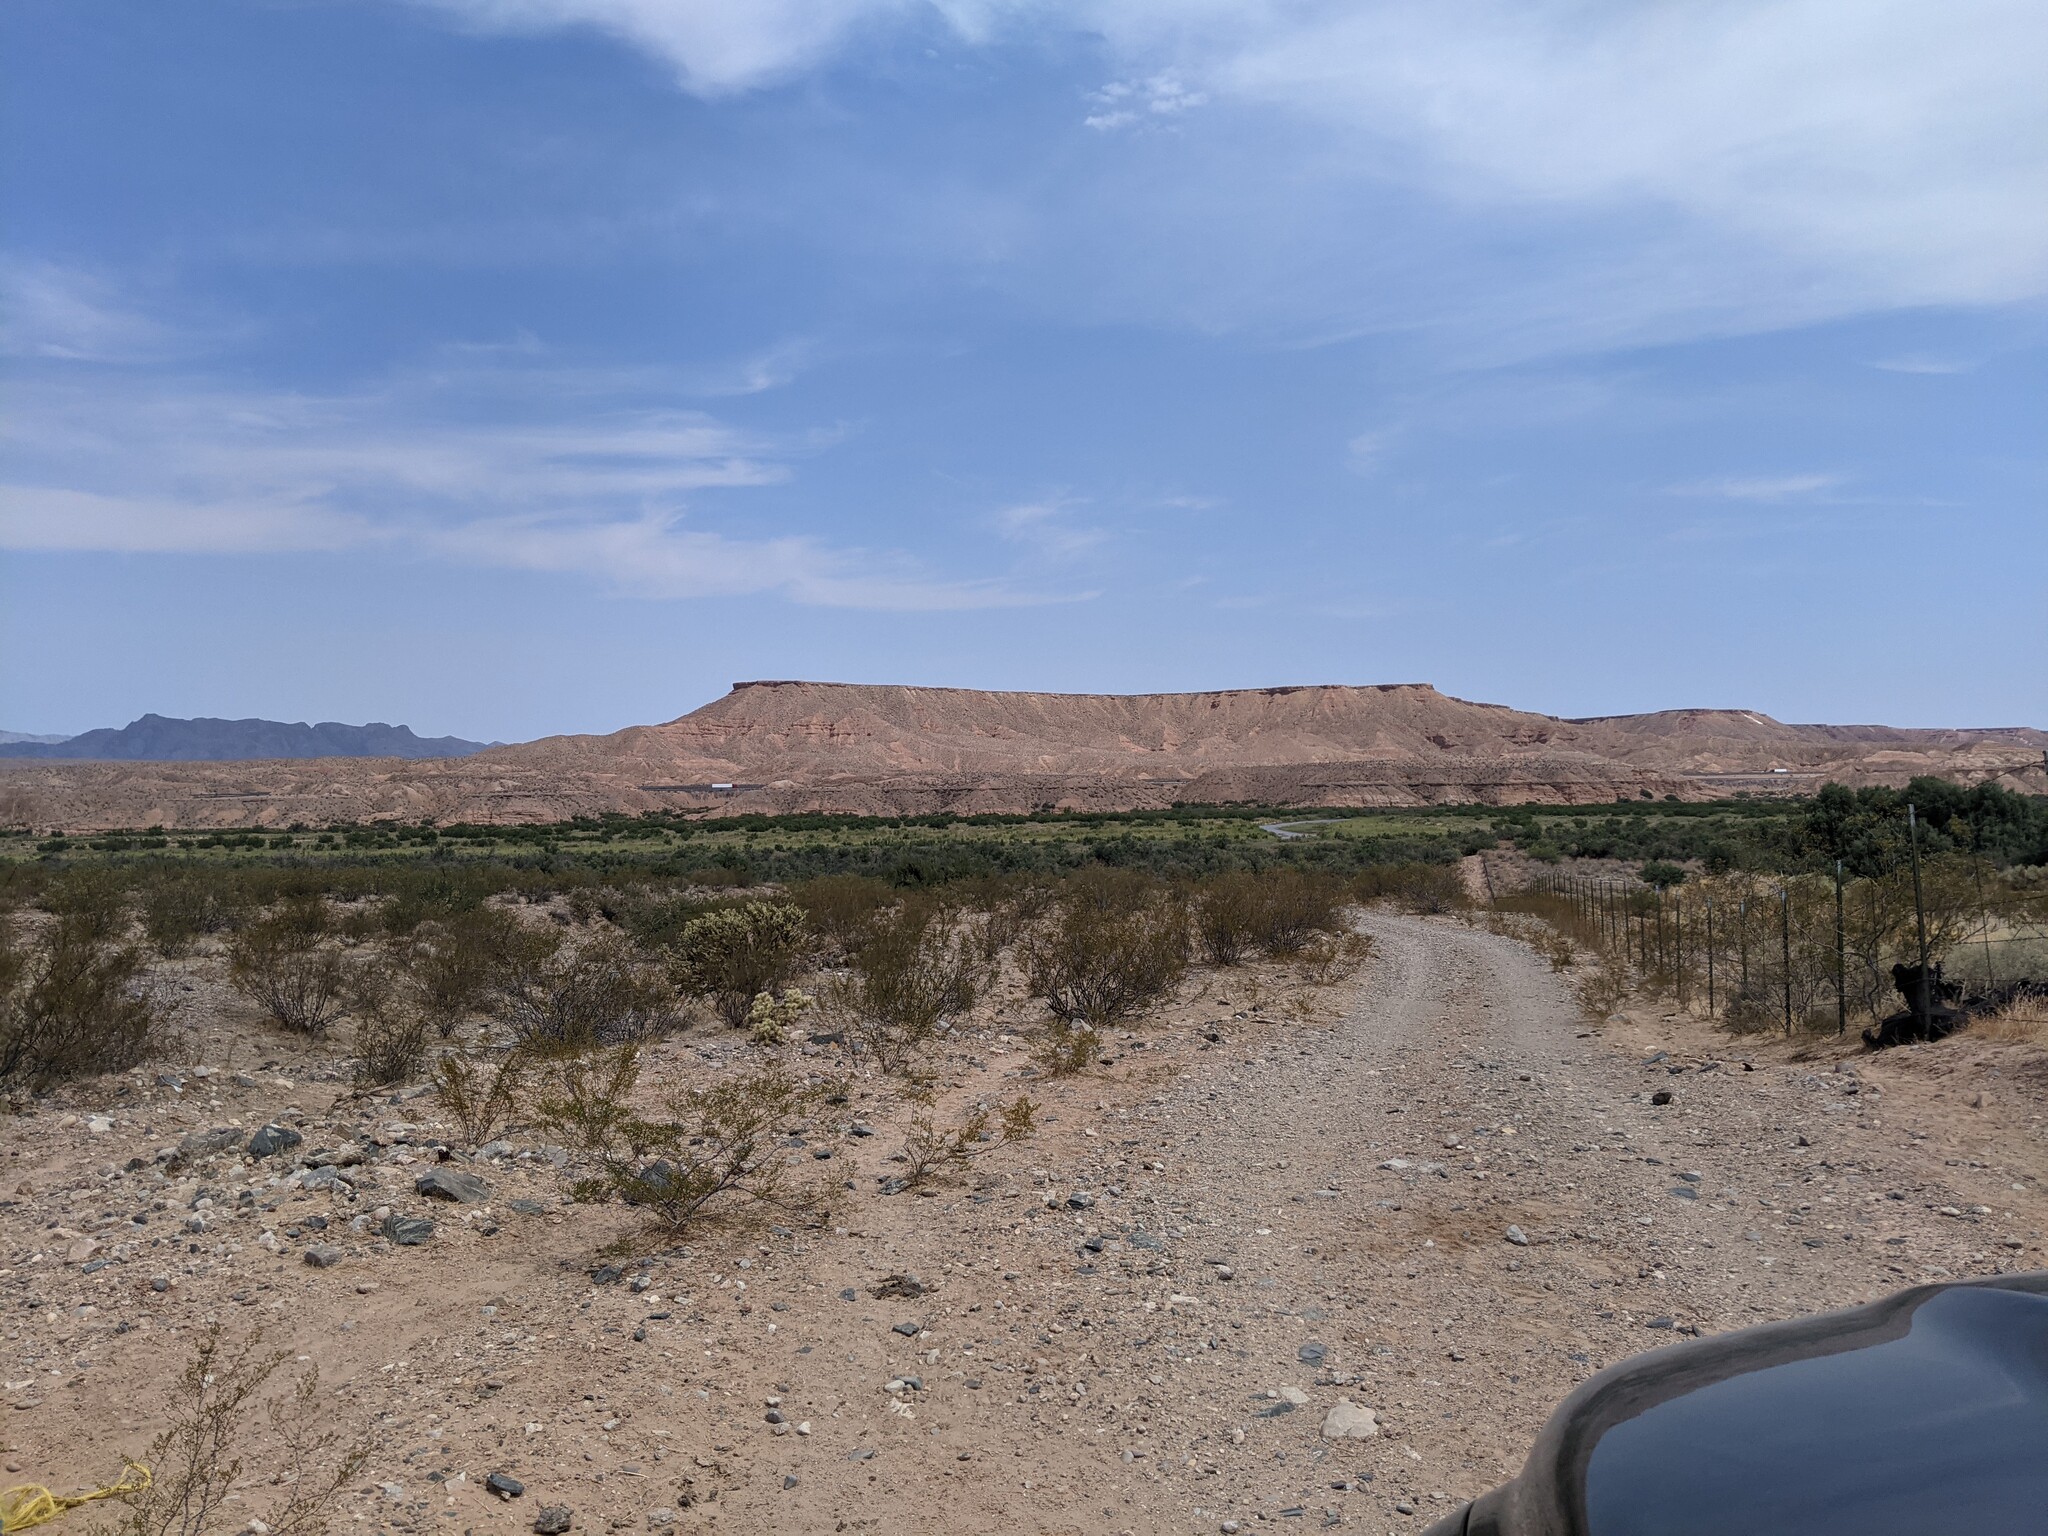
1020, 870, 1187, 1030
434, 1045, 528, 1149
0, 914, 162, 1087
491, 930, 678, 1053
1193, 870, 1350, 964
37, 867, 131, 943
1296, 929, 1374, 985
1973, 990, 2047, 1046
828, 896, 983, 1073
100, 1323, 367, 1536
1572, 953, 1632, 1020
786, 875, 896, 954
534, 1046, 830, 1233
667, 901, 808, 1028
889, 1095, 1036, 1193
346, 963, 432, 1086
602, 887, 727, 951
227, 914, 348, 1037
1354, 862, 1469, 915
403, 906, 521, 1036
138, 875, 237, 958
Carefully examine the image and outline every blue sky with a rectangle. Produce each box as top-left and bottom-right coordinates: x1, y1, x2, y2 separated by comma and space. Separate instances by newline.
3, 0, 2043, 742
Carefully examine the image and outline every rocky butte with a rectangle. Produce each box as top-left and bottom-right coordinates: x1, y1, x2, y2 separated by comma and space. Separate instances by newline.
1, 681, 2042, 831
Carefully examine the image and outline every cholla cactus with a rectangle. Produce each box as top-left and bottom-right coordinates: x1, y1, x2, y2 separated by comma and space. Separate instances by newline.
746, 986, 815, 1044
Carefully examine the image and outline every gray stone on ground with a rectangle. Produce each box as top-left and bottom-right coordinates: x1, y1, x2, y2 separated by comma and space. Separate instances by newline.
485, 1473, 524, 1499
1504, 1225, 1530, 1246
303, 1244, 345, 1268
416, 1166, 491, 1203
381, 1213, 435, 1246
248, 1123, 303, 1159
533, 1507, 573, 1534
1321, 1399, 1379, 1440
172, 1127, 241, 1165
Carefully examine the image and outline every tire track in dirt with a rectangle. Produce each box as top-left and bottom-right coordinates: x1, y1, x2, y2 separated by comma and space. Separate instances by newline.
1129, 911, 2045, 1532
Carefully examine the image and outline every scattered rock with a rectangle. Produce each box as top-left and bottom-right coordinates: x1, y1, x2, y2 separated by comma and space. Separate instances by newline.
415, 1167, 491, 1203
1650, 1090, 1674, 1106
170, 1127, 242, 1166
247, 1124, 302, 1159
486, 1473, 525, 1500
533, 1507, 573, 1534
380, 1214, 434, 1246
1504, 1225, 1530, 1247
303, 1245, 345, 1268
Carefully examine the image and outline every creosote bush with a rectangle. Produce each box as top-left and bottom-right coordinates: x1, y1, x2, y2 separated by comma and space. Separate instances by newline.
666, 901, 808, 1028
890, 1095, 1036, 1192
345, 963, 432, 1086
97, 1324, 367, 1536
786, 875, 896, 955
227, 913, 347, 1037
139, 874, 237, 959
402, 906, 521, 1036
828, 895, 984, 1074
1353, 862, 1470, 915
0, 912, 163, 1087
489, 929, 678, 1053
1021, 870, 1188, 1030
1192, 870, 1350, 964
535, 1046, 832, 1233
434, 1045, 528, 1150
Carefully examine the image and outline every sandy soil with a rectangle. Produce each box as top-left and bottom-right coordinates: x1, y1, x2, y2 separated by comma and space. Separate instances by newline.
3, 913, 2042, 1536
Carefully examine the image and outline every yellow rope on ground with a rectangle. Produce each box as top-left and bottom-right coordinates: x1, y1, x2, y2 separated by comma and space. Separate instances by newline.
0, 1463, 151, 1533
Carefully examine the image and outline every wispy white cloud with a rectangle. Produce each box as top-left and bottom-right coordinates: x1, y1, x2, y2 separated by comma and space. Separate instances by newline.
0, 262, 184, 363
1664, 472, 1845, 503
1865, 356, 1974, 375
1085, 73, 1207, 132
992, 497, 1106, 559
0, 351, 1056, 611
410, 0, 929, 94
410, 0, 2048, 344
1345, 430, 1397, 474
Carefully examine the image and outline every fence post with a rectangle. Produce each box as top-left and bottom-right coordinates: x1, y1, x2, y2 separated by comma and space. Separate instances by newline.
1705, 896, 1716, 1017
1676, 895, 1687, 1010
1780, 886, 1793, 1035
1843, 860, 1859, 1040
1739, 896, 1749, 1003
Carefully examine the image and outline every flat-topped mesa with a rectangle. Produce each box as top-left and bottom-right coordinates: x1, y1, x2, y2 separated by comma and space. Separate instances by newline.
2, 681, 2042, 830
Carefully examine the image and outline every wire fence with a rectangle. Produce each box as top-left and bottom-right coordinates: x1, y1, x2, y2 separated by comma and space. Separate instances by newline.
1502, 858, 2047, 1037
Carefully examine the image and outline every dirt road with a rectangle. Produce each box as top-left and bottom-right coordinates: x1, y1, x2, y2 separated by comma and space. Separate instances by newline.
8, 913, 2041, 1536
1099, 910, 2046, 1531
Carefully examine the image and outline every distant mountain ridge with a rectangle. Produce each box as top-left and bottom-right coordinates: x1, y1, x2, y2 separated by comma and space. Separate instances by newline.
0, 714, 493, 762
0, 683, 2040, 830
